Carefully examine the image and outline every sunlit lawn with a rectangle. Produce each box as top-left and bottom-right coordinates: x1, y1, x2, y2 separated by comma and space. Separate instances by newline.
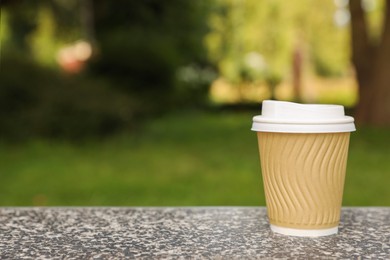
0, 110, 389, 206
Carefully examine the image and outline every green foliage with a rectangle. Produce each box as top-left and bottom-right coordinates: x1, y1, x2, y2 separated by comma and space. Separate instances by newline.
205, 0, 353, 82
90, 0, 212, 110
91, 28, 178, 112
175, 64, 217, 107
3, 1, 40, 52
0, 111, 389, 206
364, 0, 386, 42
307, 1, 350, 77
28, 6, 59, 66
1, 1, 214, 140
0, 55, 134, 140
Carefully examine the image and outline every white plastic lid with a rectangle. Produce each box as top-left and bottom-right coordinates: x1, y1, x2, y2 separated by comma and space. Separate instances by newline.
251, 100, 356, 133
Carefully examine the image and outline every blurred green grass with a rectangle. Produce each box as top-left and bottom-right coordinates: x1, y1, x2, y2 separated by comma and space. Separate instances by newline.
0, 111, 389, 206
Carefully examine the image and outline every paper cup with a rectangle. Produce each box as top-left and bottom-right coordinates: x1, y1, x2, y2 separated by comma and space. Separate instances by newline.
252, 100, 355, 237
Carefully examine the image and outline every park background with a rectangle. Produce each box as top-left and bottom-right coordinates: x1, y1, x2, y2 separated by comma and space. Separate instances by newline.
0, 0, 389, 206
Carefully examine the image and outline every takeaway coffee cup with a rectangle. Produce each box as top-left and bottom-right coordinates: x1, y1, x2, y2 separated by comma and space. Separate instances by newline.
251, 100, 355, 237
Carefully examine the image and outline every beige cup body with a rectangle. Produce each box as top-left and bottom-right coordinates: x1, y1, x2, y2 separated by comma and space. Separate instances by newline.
257, 132, 350, 230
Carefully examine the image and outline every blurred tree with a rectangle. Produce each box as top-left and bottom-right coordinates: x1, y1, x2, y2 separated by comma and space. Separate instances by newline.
1, 0, 39, 53
205, 0, 292, 85
350, 0, 390, 125
0, 0, 135, 140
307, 0, 350, 78
0, 0, 213, 140
0, 54, 135, 140
205, 0, 351, 102
90, 0, 211, 112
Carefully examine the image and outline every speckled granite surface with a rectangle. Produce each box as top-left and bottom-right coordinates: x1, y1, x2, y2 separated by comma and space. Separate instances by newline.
0, 207, 389, 259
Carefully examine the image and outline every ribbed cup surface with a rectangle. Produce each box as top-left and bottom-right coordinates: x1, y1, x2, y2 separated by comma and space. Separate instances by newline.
257, 132, 350, 229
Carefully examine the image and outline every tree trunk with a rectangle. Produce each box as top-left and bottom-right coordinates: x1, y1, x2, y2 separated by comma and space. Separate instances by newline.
349, 0, 390, 126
